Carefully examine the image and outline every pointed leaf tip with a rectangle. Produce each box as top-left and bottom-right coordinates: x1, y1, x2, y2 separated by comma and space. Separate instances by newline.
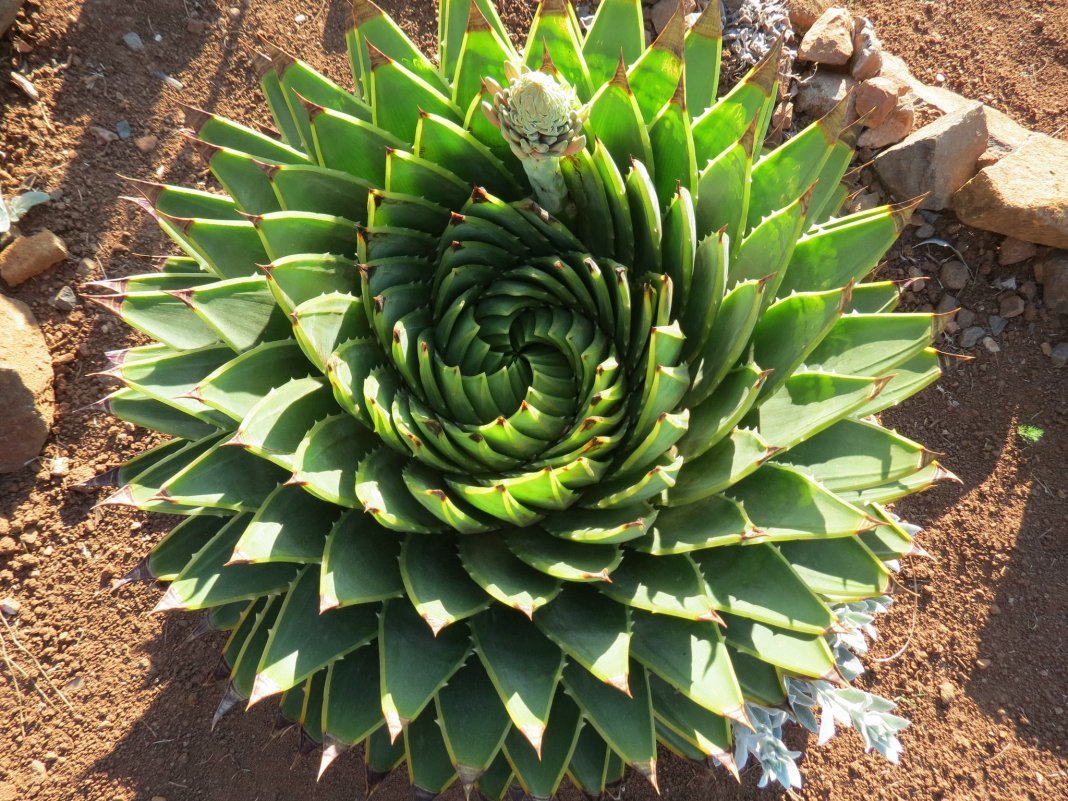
247, 672, 282, 707
519, 721, 545, 758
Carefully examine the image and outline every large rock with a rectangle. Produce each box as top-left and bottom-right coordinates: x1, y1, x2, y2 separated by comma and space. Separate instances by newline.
873, 102, 988, 210
787, 0, 833, 31
795, 72, 855, 120
797, 7, 854, 66
857, 99, 915, 149
0, 230, 68, 286
856, 76, 907, 128
1034, 251, 1068, 314
1, 0, 26, 35
953, 135, 1068, 248
0, 295, 53, 472
850, 16, 883, 81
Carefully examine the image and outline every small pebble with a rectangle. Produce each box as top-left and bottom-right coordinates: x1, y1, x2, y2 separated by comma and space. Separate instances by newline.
89, 125, 119, 144
1050, 342, 1068, 368
116, 120, 132, 139
940, 260, 969, 291
976, 658, 992, 670
30, 759, 46, 778
938, 681, 956, 705
960, 326, 985, 349
988, 314, 1007, 336
989, 603, 1001, 615
982, 336, 1000, 354
295, 13, 307, 23
915, 222, 935, 239
50, 286, 78, 312
135, 134, 158, 153
0, 597, 20, 617
122, 31, 144, 52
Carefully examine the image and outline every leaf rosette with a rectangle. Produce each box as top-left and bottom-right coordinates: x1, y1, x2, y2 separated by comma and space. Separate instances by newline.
85, 1, 956, 797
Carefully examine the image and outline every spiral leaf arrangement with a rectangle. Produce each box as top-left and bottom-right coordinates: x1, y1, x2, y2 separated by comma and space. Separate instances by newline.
84, 0, 955, 797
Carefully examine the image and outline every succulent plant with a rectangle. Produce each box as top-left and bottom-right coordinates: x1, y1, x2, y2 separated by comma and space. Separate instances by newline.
86, 0, 954, 796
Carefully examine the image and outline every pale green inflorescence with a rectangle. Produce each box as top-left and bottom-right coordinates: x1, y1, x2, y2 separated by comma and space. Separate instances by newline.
84, 1, 959, 798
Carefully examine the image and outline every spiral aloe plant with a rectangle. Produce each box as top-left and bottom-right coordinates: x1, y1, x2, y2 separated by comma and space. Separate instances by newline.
86, 0, 954, 796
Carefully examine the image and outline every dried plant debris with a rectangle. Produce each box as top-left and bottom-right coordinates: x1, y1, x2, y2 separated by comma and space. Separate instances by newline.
719, 0, 796, 92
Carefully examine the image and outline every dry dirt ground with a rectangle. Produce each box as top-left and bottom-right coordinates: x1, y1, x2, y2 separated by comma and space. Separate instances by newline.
0, 1, 1066, 800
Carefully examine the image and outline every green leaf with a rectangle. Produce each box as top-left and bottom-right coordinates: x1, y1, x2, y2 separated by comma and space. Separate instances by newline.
750, 371, 886, 451
535, 584, 631, 691
855, 348, 942, 416
400, 534, 489, 634
250, 567, 378, 701
563, 661, 657, 788
320, 510, 404, 610
588, 63, 653, 178
775, 417, 933, 492
158, 439, 287, 513
691, 39, 780, 164
292, 413, 375, 508
685, 277, 766, 406
599, 552, 718, 621
451, 2, 516, 112
416, 112, 520, 200
649, 675, 734, 764
230, 483, 339, 565
379, 599, 471, 739
504, 527, 622, 582
308, 106, 403, 185
194, 340, 314, 421
678, 362, 767, 460
746, 98, 846, 232
436, 659, 511, 790
683, 2, 723, 114
458, 533, 562, 618
523, 0, 593, 100
291, 291, 372, 373
369, 45, 462, 144
648, 77, 697, 203
582, 0, 643, 86
323, 646, 383, 748
727, 463, 875, 541
804, 313, 936, 379
626, 6, 685, 122
630, 610, 745, 721
155, 515, 298, 612
404, 709, 457, 797
234, 377, 336, 471
637, 495, 754, 555
147, 514, 232, 582
503, 690, 582, 798
777, 537, 890, 601
470, 605, 564, 753
693, 544, 834, 634
777, 205, 908, 296
350, 0, 448, 96
567, 726, 611, 795
668, 428, 774, 506
439, 0, 513, 81
356, 445, 447, 533
752, 286, 851, 400
720, 612, 839, 681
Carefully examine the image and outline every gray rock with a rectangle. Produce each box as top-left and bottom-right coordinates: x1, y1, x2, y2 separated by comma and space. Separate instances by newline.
956, 307, 976, 328
939, 260, 969, 291
795, 72, 855, 120
915, 222, 936, 239
960, 326, 985, 348
0, 295, 53, 472
998, 295, 1025, 319
50, 285, 77, 312
1051, 342, 1068, 368
874, 102, 989, 210
1034, 251, 1068, 314
122, 31, 144, 52
988, 314, 1008, 336
116, 119, 132, 140
650, 0, 694, 33
935, 293, 959, 315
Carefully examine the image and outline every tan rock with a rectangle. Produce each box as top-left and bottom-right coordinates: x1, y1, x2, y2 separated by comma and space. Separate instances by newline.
856, 76, 907, 128
0, 295, 53, 473
953, 135, 1068, 249
850, 16, 883, 81
857, 99, 915, 149
874, 102, 988, 210
134, 134, 158, 153
787, 0, 833, 31
998, 237, 1038, 266
797, 7, 854, 66
0, 230, 68, 286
